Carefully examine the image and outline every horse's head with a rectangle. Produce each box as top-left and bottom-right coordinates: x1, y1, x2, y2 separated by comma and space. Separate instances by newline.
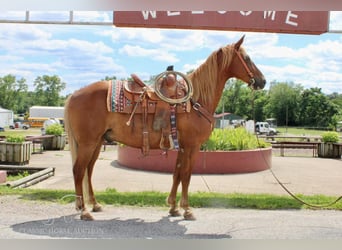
229, 35, 266, 90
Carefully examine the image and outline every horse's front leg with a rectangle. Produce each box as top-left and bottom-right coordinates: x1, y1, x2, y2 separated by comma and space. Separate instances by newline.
167, 158, 182, 217
180, 168, 196, 221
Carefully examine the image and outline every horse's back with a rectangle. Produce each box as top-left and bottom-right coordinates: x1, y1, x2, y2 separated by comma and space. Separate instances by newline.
71, 80, 109, 100
66, 81, 110, 138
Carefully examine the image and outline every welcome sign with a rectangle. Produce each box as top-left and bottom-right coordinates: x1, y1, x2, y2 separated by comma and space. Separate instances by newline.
114, 11, 329, 35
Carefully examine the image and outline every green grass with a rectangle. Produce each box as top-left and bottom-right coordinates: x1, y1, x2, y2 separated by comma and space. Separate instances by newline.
6, 170, 30, 181
1, 186, 342, 211
277, 127, 335, 136
0, 128, 42, 137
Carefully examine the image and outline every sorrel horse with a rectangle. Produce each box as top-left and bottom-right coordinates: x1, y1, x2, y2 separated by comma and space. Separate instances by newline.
64, 35, 266, 221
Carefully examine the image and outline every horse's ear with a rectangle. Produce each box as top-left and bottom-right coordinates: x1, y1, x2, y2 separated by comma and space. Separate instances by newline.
234, 35, 245, 50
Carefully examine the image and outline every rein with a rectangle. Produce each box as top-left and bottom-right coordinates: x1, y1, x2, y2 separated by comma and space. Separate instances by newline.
190, 99, 215, 126
235, 48, 256, 87
256, 134, 342, 208
251, 91, 342, 208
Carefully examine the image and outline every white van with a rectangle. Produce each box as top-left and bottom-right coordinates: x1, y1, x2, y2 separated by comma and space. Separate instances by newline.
255, 122, 277, 135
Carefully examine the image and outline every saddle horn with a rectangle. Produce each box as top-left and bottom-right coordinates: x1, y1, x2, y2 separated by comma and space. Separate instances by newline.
154, 70, 193, 104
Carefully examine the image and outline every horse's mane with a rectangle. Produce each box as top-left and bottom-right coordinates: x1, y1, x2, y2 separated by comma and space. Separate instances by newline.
188, 44, 235, 106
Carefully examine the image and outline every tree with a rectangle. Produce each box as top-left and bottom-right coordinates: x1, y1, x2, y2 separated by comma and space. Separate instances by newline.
298, 87, 339, 128
216, 79, 266, 121
102, 76, 117, 81
0, 74, 29, 113
252, 90, 268, 122
33, 75, 66, 106
264, 81, 302, 126
327, 92, 342, 129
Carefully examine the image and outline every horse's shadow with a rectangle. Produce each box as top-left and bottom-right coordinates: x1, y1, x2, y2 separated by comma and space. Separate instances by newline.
11, 214, 231, 239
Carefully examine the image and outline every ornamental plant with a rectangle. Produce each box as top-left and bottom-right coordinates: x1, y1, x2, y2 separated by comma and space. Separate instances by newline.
45, 123, 64, 136
201, 127, 270, 151
5, 134, 25, 143
321, 131, 339, 143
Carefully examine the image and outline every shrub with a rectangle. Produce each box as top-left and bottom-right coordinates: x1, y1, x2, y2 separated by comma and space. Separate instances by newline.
321, 131, 339, 143
201, 128, 270, 151
5, 134, 25, 143
45, 123, 64, 136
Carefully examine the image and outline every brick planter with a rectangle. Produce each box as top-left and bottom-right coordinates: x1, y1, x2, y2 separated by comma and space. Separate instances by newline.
117, 146, 272, 174
0, 141, 33, 165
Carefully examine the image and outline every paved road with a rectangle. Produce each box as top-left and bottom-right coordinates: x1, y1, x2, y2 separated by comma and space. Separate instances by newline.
1, 195, 342, 239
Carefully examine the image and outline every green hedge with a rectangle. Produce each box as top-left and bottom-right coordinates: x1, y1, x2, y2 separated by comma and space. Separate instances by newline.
201, 128, 270, 151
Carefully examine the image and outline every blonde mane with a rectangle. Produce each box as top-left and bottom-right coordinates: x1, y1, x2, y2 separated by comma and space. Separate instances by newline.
188, 44, 235, 105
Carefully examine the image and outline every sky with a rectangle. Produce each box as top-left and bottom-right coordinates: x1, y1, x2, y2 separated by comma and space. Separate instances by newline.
0, 11, 341, 96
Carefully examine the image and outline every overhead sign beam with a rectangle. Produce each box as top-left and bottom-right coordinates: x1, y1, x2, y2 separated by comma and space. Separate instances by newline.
0, 11, 113, 25
114, 11, 330, 35
0, 0, 341, 11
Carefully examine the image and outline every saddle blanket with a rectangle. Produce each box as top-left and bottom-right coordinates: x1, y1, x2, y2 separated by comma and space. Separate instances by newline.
106, 80, 128, 112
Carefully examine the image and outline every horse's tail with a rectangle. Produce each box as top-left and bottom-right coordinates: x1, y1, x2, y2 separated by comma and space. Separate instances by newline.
64, 96, 90, 205
64, 96, 77, 166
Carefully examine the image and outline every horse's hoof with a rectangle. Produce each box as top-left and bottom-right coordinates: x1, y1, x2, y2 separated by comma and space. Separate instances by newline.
169, 208, 182, 217
183, 210, 196, 221
80, 211, 94, 221
92, 203, 103, 212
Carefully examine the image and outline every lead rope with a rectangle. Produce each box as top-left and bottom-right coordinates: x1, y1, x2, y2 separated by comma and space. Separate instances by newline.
251, 89, 342, 208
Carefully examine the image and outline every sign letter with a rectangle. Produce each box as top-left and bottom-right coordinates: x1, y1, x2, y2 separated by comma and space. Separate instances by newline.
240, 11, 252, 16
167, 11, 180, 16
285, 11, 298, 26
141, 11, 157, 20
192, 11, 204, 14
264, 11, 276, 20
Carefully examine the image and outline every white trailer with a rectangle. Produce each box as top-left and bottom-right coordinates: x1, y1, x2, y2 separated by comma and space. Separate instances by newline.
29, 106, 64, 119
0, 107, 14, 128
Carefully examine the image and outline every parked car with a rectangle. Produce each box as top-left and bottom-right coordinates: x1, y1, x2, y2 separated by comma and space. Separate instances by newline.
9, 121, 30, 130
0, 126, 4, 132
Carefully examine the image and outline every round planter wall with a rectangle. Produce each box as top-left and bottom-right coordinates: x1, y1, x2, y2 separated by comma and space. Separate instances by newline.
117, 146, 272, 174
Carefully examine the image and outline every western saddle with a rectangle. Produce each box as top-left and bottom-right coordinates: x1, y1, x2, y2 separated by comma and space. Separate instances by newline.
122, 70, 192, 156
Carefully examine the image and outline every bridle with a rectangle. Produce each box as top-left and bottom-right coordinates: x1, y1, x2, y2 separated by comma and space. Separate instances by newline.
234, 48, 256, 88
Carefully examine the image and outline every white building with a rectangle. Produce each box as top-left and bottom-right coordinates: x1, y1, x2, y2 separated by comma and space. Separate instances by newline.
0, 107, 14, 127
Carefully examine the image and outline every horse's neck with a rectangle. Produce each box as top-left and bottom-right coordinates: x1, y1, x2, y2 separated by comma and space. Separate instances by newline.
192, 72, 228, 114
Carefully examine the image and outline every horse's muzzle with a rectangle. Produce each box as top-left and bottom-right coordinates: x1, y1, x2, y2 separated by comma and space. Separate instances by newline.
252, 78, 266, 90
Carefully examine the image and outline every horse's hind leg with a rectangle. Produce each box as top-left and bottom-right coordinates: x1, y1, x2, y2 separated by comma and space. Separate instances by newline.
73, 144, 99, 220
86, 141, 104, 213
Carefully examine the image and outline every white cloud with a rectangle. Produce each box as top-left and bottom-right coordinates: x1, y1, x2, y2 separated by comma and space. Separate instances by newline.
102, 27, 244, 51
182, 59, 206, 73
119, 44, 179, 63
0, 23, 51, 41
108, 27, 165, 44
